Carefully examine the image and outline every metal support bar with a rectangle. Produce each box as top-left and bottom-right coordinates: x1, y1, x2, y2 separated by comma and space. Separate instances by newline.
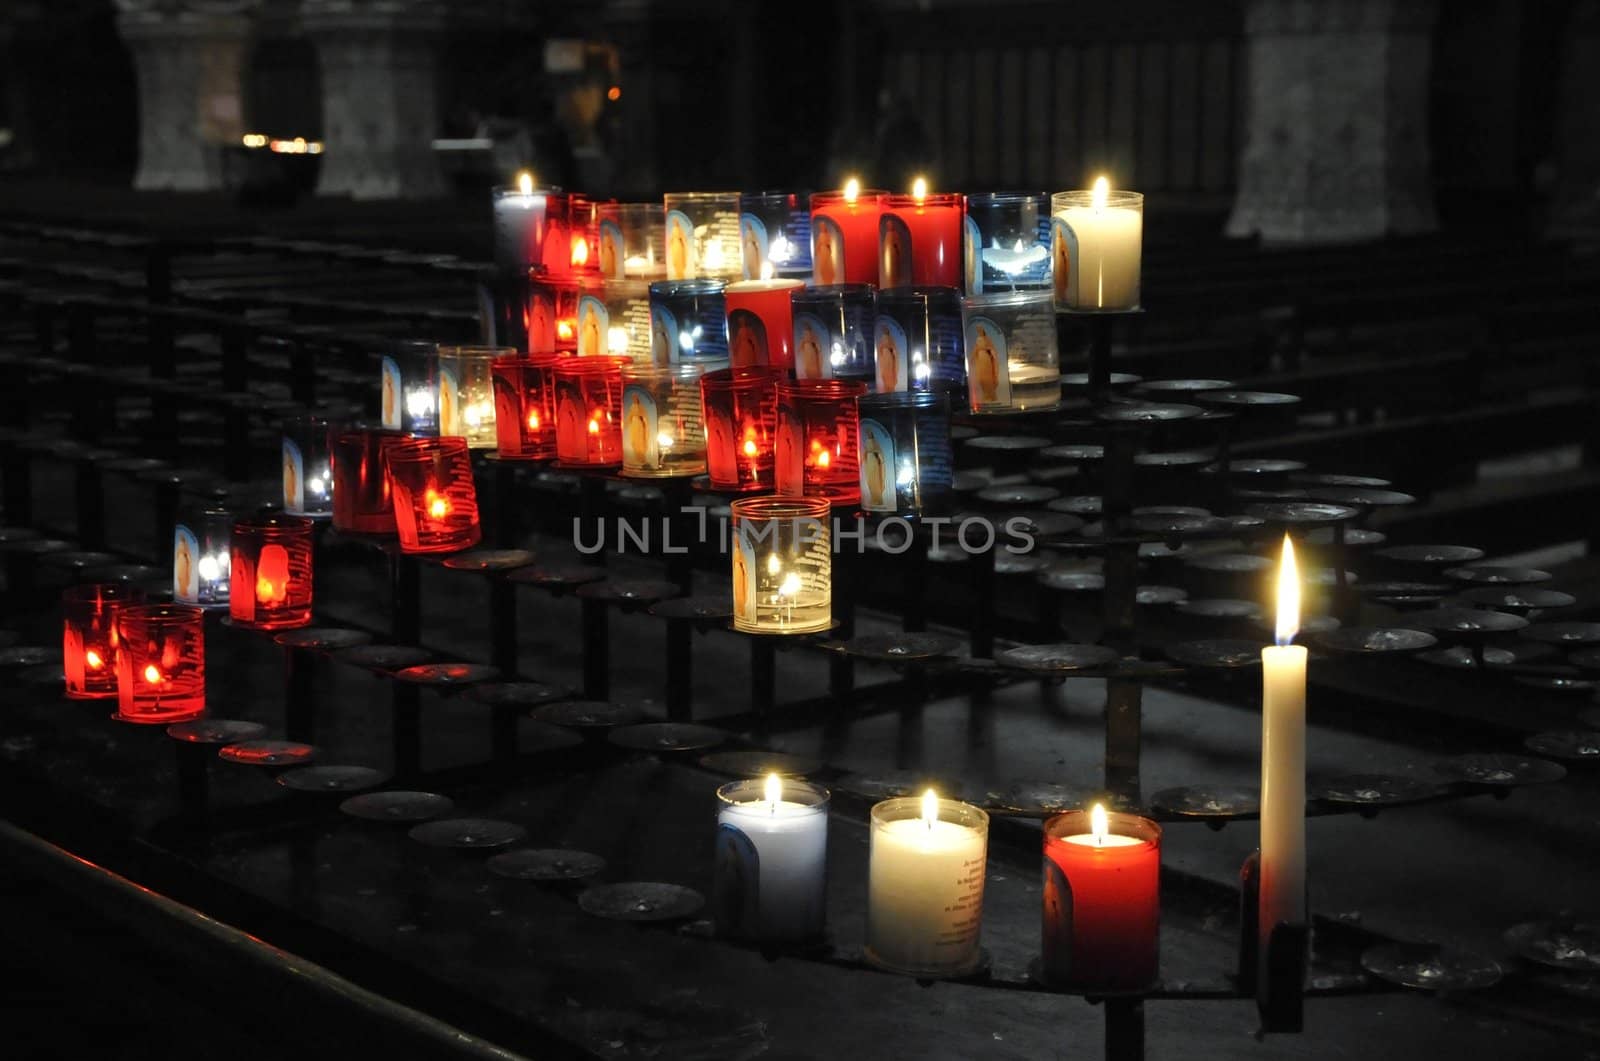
582, 599, 609, 700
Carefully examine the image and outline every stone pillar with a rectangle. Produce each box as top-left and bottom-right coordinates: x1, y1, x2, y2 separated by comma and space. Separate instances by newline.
302, 0, 444, 200
1548, 1, 1600, 241
1226, 0, 1439, 244
115, 1, 256, 192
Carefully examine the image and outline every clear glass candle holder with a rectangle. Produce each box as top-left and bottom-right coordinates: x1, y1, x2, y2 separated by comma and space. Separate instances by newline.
553, 355, 629, 466
620, 361, 722, 477
599, 202, 668, 280
961, 290, 1060, 412
1050, 187, 1144, 311
490, 353, 562, 460
436, 346, 509, 448
739, 191, 813, 279
492, 183, 571, 275
715, 777, 830, 944
594, 279, 654, 361
115, 603, 205, 723
730, 495, 832, 635
726, 277, 805, 372
874, 287, 965, 394
856, 392, 954, 516
282, 414, 335, 517
229, 513, 314, 630
791, 284, 876, 382
663, 191, 743, 280
330, 425, 402, 534
63, 582, 143, 699
173, 505, 232, 605
649, 279, 729, 364
701, 366, 782, 492
776, 378, 868, 504
880, 192, 964, 289
527, 278, 580, 355
381, 339, 438, 435
865, 795, 990, 977
810, 188, 889, 286
963, 192, 1051, 293
382, 436, 483, 554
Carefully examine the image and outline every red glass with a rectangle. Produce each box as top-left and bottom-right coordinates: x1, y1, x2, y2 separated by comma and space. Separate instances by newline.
526, 278, 580, 355
880, 193, 964, 289
810, 188, 889, 286
776, 378, 867, 504
62, 582, 143, 699
701, 366, 782, 491
492, 186, 571, 276
491, 353, 564, 460
570, 194, 604, 278
725, 278, 804, 372
229, 513, 314, 629
553, 355, 629, 466
1041, 810, 1162, 991
330, 425, 402, 534
115, 603, 205, 723
383, 436, 482, 553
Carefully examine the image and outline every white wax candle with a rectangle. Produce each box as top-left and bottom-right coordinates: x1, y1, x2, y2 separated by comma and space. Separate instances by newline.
717, 793, 829, 944
866, 799, 988, 975
1260, 534, 1307, 967
1053, 182, 1142, 310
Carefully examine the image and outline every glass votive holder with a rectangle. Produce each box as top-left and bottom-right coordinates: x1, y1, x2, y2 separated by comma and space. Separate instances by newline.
961, 290, 1061, 412
963, 191, 1051, 293
527, 278, 580, 355
380, 339, 438, 434
880, 192, 964, 289
492, 181, 571, 275
596, 278, 654, 361
620, 360, 721, 477
715, 776, 830, 945
282, 414, 334, 517
701, 366, 782, 492
1050, 186, 1144, 312
599, 202, 667, 280
1041, 809, 1162, 991
791, 284, 876, 382
649, 279, 729, 364
63, 582, 143, 699
553, 355, 630, 467
115, 603, 206, 723
865, 793, 990, 977
569, 194, 603, 278
730, 495, 831, 635
382, 435, 482, 553
436, 345, 508, 448
810, 187, 889, 286
490, 354, 562, 461
329, 424, 402, 534
739, 191, 813, 280
856, 392, 954, 516
663, 191, 742, 280
776, 378, 868, 504
229, 513, 314, 629
726, 277, 805, 372
173, 505, 232, 605
874, 287, 965, 394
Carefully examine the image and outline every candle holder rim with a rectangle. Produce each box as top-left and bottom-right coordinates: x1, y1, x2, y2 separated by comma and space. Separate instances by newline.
492, 183, 565, 197
232, 512, 315, 533
551, 353, 634, 375
729, 494, 832, 519
700, 364, 785, 385
435, 344, 517, 359
883, 191, 964, 208
961, 288, 1055, 309
621, 359, 725, 383
490, 351, 569, 370
662, 189, 743, 200
964, 190, 1050, 205
1050, 188, 1145, 206
869, 794, 989, 829
792, 282, 877, 300
877, 285, 963, 306
118, 601, 205, 623
857, 390, 949, 412
724, 277, 806, 293
809, 188, 890, 205
60, 581, 144, 604
715, 777, 831, 809
775, 377, 869, 399
1042, 807, 1162, 844
648, 277, 727, 298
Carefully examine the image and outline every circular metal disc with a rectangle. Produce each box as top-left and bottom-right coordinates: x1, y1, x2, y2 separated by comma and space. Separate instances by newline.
504, 564, 607, 588
1361, 942, 1503, 990
408, 818, 527, 850
578, 882, 704, 922
440, 549, 536, 572
0, 646, 61, 668
1374, 544, 1486, 566
1443, 566, 1552, 585
575, 580, 680, 604
838, 772, 965, 801
1521, 622, 1600, 646
1313, 774, 1440, 806
1458, 587, 1575, 611
1246, 502, 1362, 525
1149, 786, 1261, 819
1434, 753, 1566, 787
1040, 444, 1104, 462
393, 662, 500, 686
976, 484, 1060, 506
331, 644, 432, 671
1175, 599, 1264, 621
487, 848, 607, 882
218, 740, 316, 767
840, 633, 962, 662
274, 627, 373, 651
340, 790, 454, 822
1315, 627, 1438, 655
607, 722, 727, 753
1094, 402, 1203, 423
1523, 731, 1600, 763
649, 595, 735, 621
530, 700, 646, 729
996, 643, 1120, 673
277, 765, 387, 793
167, 719, 269, 745
1165, 639, 1265, 669
470, 681, 566, 707
1504, 919, 1600, 972
1401, 608, 1528, 636
1036, 569, 1104, 592
964, 434, 1051, 451
698, 750, 823, 778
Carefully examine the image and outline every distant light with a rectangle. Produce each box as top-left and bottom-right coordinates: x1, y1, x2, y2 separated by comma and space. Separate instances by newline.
241, 133, 267, 149
607, 86, 622, 102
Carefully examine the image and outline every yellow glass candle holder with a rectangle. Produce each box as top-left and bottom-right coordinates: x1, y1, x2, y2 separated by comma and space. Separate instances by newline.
436, 346, 511, 449
730, 496, 831, 635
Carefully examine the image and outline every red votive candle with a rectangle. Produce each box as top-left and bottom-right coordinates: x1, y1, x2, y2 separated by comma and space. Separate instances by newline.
115, 603, 205, 723
880, 190, 964, 289
811, 185, 889, 286
570, 194, 604, 279
701, 366, 782, 491
229, 513, 314, 630
725, 277, 805, 371
383, 436, 482, 553
553, 355, 629, 466
527, 278, 580, 355
776, 378, 868, 504
491, 353, 563, 460
330, 425, 403, 535
63, 582, 143, 699
492, 180, 571, 276
1042, 806, 1162, 991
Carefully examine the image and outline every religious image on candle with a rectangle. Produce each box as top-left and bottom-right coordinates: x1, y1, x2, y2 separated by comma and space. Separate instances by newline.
650, 304, 677, 365
732, 532, 757, 625
879, 214, 913, 289
865, 790, 989, 977
963, 317, 1011, 411
729, 309, 769, 369
793, 312, 831, 380
1260, 535, 1309, 978
620, 386, 661, 471
874, 317, 908, 394
858, 418, 897, 513
380, 356, 402, 429
282, 438, 304, 514
600, 218, 625, 280
962, 215, 982, 293
740, 214, 768, 280
665, 210, 695, 280
812, 215, 844, 286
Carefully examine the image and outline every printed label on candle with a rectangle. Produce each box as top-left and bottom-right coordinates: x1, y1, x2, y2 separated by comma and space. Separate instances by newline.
859, 418, 898, 513
812, 216, 845, 286
728, 309, 769, 368
528, 289, 556, 353
555, 380, 584, 459
621, 385, 661, 470
775, 405, 803, 496
793, 312, 833, 380
713, 823, 763, 936
740, 214, 768, 280
964, 316, 1012, 411
665, 209, 695, 280
229, 550, 255, 622
599, 219, 625, 280
732, 531, 758, 624
174, 525, 200, 603
577, 295, 608, 357
1051, 217, 1078, 308
438, 365, 461, 437
879, 214, 914, 289
1041, 857, 1074, 976
962, 216, 983, 294
650, 304, 678, 365
380, 356, 402, 429
282, 438, 305, 514
873, 316, 909, 393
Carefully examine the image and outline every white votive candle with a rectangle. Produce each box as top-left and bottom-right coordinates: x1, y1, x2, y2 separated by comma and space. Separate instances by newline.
865, 790, 989, 976
715, 775, 830, 944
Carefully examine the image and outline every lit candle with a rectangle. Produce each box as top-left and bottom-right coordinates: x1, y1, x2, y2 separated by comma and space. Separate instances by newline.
1260, 535, 1308, 969
715, 774, 830, 945
1041, 804, 1162, 990
880, 176, 963, 289
492, 171, 569, 275
865, 789, 989, 976
811, 178, 888, 287
1051, 176, 1143, 311
725, 272, 804, 372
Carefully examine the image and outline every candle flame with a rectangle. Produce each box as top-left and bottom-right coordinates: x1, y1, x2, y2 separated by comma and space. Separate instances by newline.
143, 664, 162, 685
1275, 534, 1300, 646
759, 260, 775, 281
256, 576, 282, 603
766, 553, 781, 576
656, 431, 674, 449
817, 449, 830, 469
527, 410, 541, 430
742, 438, 758, 457
921, 788, 939, 828
1090, 802, 1109, 847
426, 488, 450, 519
1091, 175, 1109, 211
778, 571, 801, 599
608, 325, 630, 353
85, 650, 104, 669
588, 417, 600, 435
571, 235, 590, 267
843, 177, 861, 203
911, 175, 928, 201
517, 171, 534, 196
764, 772, 782, 806
557, 320, 575, 342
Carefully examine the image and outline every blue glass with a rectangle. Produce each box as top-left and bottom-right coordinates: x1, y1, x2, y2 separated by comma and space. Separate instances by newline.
791, 283, 875, 382
856, 391, 953, 517
962, 192, 1051, 294
648, 279, 729, 363
873, 287, 965, 394
739, 191, 813, 279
